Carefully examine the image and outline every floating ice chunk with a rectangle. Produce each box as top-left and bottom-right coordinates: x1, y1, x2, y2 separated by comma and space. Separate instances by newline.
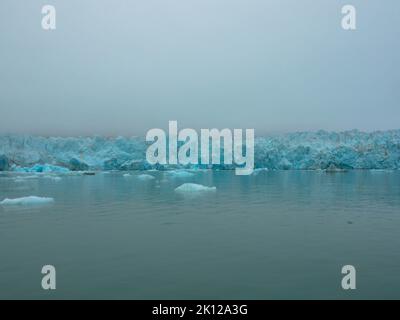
174, 183, 216, 193
12, 175, 39, 183
123, 173, 132, 178
136, 174, 155, 181
0, 196, 54, 206
43, 175, 62, 181
370, 169, 393, 173
166, 170, 195, 178
13, 175, 39, 180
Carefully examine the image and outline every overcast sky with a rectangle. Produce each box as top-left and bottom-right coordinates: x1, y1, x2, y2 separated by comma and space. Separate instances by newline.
0, 0, 399, 136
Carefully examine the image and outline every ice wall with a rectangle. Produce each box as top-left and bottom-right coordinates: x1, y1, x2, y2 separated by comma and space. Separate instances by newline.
0, 130, 399, 171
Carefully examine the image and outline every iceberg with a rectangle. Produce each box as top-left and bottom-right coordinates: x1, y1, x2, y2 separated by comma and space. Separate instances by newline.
11, 175, 39, 183
0, 196, 54, 206
136, 174, 155, 181
0, 130, 399, 171
43, 175, 62, 181
14, 175, 39, 180
166, 170, 195, 178
174, 183, 216, 193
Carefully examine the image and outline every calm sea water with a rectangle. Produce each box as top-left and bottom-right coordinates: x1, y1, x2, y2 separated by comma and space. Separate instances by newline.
0, 170, 399, 299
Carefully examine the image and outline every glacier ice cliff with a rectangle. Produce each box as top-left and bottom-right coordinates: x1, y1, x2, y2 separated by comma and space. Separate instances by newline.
0, 130, 399, 171
254, 130, 400, 170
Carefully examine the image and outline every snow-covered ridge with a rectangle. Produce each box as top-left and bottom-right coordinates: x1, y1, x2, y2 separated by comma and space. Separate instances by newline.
0, 130, 399, 171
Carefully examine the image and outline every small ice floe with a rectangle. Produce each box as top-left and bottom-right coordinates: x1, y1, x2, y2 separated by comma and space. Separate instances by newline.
166, 170, 195, 178
174, 183, 216, 193
136, 174, 155, 181
43, 175, 62, 181
16, 175, 39, 180
370, 169, 393, 173
123, 173, 132, 178
13, 175, 39, 183
0, 196, 54, 206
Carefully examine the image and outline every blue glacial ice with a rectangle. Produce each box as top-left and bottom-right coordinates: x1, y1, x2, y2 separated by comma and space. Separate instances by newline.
166, 170, 196, 178
174, 183, 217, 193
0, 130, 399, 172
136, 174, 156, 181
43, 175, 62, 181
13, 164, 70, 173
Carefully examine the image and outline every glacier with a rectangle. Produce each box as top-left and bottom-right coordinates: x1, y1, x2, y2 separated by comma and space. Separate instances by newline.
0, 130, 399, 172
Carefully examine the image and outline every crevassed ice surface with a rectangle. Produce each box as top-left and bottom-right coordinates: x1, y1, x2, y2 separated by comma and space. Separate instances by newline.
0, 130, 399, 171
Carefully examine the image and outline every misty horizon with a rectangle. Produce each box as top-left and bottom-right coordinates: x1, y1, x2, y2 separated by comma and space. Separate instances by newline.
1, 0, 399, 136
